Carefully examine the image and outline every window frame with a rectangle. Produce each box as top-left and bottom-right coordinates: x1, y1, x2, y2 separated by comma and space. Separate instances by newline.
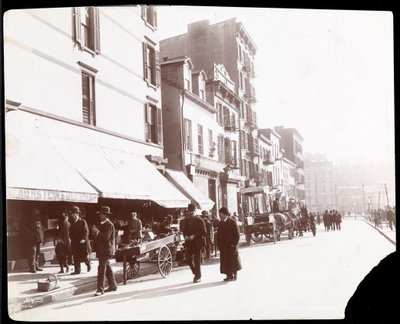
141, 5, 158, 30
73, 7, 100, 55
142, 39, 160, 89
184, 119, 193, 151
144, 102, 162, 145
81, 70, 96, 126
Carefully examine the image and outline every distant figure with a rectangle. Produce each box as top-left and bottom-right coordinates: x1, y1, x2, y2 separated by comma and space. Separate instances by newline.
20, 207, 44, 273
386, 208, 395, 231
218, 207, 241, 281
316, 213, 321, 225
272, 198, 280, 213
201, 211, 212, 259
336, 212, 342, 230
157, 215, 173, 236
54, 212, 71, 273
127, 212, 142, 243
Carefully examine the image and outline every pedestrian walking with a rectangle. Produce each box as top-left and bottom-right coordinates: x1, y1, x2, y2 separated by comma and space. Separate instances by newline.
92, 206, 118, 296
217, 207, 241, 281
316, 212, 321, 225
336, 211, 342, 231
69, 206, 92, 275
54, 212, 71, 273
323, 210, 329, 231
180, 203, 207, 283
386, 208, 395, 231
20, 207, 44, 273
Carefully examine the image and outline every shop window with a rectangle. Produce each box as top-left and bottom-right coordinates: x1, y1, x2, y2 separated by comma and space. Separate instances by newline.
81, 71, 96, 126
143, 40, 160, 88
141, 5, 157, 29
198, 124, 204, 155
73, 7, 100, 54
145, 103, 162, 144
184, 119, 193, 151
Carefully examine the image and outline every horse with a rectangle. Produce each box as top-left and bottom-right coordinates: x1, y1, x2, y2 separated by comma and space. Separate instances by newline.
273, 212, 294, 240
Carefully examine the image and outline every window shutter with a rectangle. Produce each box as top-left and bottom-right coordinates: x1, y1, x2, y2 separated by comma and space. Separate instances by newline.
142, 43, 148, 80
153, 6, 158, 28
155, 50, 161, 87
144, 103, 150, 141
157, 107, 162, 144
73, 7, 82, 47
188, 120, 193, 151
93, 7, 101, 54
141, 5, 147, 20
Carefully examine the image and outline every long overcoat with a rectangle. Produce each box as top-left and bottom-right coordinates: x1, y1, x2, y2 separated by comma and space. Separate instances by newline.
93, 219, 116, 258
217, 217, 242, 274
69, 217, 91, 257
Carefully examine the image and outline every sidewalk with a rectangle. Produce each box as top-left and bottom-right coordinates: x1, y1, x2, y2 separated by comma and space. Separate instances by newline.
363, 219, 396, 245
8, 234, 248, 316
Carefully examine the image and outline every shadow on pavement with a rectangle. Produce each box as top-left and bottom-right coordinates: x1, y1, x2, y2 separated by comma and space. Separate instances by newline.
52, 280, 229, 309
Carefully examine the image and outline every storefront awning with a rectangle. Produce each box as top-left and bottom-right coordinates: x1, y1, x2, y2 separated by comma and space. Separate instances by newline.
5, 112, 99, 203
52, 138, 190, 208
164, 169, 215, 211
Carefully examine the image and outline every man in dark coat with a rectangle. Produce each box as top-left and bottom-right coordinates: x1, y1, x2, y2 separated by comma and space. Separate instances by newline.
92, 206, 118, 296
69, 206, 91, 275
386, 208, 395, 230
180, 203, 206, 283
20, 207, 44, 273
217, 207, 241, 281
272, 198, 280, 213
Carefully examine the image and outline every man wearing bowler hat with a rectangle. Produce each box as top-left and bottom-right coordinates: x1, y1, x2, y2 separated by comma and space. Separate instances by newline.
92, 206, 118, 296
69, 206, 92, 275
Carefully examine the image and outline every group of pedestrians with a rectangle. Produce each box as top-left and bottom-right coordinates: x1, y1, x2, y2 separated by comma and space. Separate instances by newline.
322, 210, 342, 231
180, 203, 241, 283
371, 208, 396, 231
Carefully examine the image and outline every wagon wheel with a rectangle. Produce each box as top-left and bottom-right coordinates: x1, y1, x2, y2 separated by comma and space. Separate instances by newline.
158, 245, 172, 278
251, 228, 263, 243
126, 260, 140, 279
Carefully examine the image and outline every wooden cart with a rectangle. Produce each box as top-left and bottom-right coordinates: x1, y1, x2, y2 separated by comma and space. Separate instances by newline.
115, 233, 181, 285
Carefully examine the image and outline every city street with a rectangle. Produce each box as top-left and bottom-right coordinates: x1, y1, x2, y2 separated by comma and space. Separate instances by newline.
12, 219, 395, 321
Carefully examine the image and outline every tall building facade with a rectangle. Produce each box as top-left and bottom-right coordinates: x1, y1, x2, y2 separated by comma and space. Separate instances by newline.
4, 6, 191, 268
160, 18, 259, 193
304, 153, 337, 212
273, 126, 306, 200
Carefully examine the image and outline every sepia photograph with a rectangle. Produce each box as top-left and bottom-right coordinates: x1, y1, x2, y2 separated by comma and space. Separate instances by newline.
2, 1, 397, 321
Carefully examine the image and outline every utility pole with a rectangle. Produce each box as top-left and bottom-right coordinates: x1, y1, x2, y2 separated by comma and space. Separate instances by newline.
378, 190, 381, 210
384, 183, 390, 208
362, 184, 366, 216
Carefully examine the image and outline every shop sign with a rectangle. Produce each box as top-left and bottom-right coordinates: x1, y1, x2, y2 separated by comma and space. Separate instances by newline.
6, 188, 98, 203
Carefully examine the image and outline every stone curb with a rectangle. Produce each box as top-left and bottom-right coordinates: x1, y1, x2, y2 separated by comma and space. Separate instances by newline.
363, 220, 396, 245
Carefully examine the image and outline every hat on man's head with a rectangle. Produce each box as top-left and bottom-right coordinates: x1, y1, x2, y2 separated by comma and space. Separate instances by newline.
219, 207, 229, 215
97, 206, 112, 215
70, 206, 81, 214
187, 203, 196, 212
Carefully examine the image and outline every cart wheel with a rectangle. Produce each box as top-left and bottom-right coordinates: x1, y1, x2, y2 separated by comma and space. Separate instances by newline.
251, 232, 263, 243
245, 233, 251, 245
158, 245, 172, 278
126, 260, 140, 279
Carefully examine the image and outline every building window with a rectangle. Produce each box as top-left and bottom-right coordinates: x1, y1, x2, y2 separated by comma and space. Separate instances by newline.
144, 103, 162, 144
141, 5, 157, 29
184, 119, 192, 151
208, 129, 215, 157
231, 140, 237, 167
143, 40, 160, 88
73, 7, 100, 54
217, 134, 224, 162
198, 124, 204, 155
184, 63, 192, 91
81, 71, 96, 126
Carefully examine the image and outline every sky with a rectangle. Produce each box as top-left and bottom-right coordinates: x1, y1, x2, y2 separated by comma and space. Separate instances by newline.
157, 6, 395, 166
